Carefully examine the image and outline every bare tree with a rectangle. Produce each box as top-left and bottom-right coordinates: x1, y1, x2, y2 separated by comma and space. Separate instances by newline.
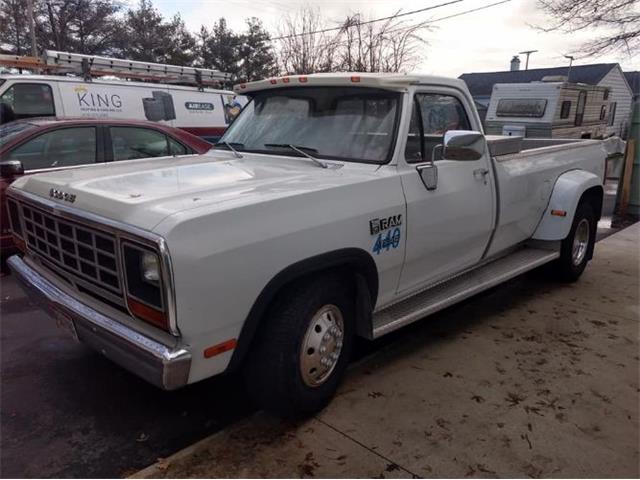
537, 0, 639, 57
337, 12, 429, 72
276, 7, 340, 74
275, 7, 430, 75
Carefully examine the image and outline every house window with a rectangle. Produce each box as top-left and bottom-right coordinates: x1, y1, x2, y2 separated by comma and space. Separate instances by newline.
600, 105, 607, 121
608, 102, 617, 126
560, 100, 571, 119
603, 89, 609, 100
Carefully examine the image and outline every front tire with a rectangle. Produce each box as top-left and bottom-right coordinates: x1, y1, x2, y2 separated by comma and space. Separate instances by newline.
243, 274, 354, 417
554, 202, 596, 282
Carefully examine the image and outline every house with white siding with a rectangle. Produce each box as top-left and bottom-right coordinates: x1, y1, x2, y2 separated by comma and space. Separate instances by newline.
460, 63, 633, 137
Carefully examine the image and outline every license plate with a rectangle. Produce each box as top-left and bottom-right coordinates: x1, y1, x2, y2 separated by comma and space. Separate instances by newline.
50, 306, 79, 342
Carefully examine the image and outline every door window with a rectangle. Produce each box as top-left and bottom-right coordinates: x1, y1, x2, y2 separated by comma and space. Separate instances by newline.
168, 136, 188, 155
405, 93, 471, 163
110, 127, 169, 160
8, 127, 97, 170
0, 83, 55, 120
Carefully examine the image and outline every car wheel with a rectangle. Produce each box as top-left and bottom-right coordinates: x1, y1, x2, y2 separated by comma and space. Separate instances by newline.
243, 273, 354, 417
554, 202, 596, 282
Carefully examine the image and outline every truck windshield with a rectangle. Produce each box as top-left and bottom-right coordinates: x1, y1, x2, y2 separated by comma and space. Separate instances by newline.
218, 87, 401, 164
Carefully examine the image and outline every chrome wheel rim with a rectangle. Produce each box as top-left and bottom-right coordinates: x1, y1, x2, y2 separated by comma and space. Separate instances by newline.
300, 304, 344, 387
572, 219, 590, 266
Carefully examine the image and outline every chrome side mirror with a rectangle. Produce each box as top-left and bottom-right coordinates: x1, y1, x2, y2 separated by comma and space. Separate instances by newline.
443, 130, 486, 161
0, 160, 24, 179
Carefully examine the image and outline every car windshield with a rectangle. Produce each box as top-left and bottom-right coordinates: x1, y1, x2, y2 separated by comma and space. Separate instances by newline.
0, 121, 37, 147
217, 87, 401, 164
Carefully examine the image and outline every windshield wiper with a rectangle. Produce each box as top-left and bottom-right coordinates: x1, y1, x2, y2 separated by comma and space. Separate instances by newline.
214, 141, 244, 158
264, 143, 328, 169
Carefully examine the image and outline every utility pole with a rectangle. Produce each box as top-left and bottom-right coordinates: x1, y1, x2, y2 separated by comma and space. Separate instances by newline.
519, 50, 538, 70
564, 55, 574, 82
26, 0, 38, 58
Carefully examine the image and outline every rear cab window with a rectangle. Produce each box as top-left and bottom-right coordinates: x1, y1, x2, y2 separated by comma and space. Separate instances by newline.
0, 83, 55, 121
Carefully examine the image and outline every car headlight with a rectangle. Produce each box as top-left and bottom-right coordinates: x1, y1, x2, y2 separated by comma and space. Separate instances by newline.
122, 243, 164, 317
141, 251, 160, 285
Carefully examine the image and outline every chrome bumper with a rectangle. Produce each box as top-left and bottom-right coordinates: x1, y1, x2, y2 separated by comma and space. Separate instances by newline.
8, 255, 191, 390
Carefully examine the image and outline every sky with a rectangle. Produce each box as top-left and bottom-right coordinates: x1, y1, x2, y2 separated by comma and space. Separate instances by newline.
147, 0, 639, 77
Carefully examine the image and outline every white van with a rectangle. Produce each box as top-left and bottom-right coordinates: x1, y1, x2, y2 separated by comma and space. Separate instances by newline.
484, 79, 610, 139
0, 51, 247, 143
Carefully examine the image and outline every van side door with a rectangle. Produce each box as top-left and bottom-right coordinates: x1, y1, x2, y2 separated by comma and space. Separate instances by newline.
397, 90, 495, 294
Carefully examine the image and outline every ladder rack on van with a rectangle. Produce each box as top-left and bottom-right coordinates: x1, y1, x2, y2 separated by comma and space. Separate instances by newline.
0, 50, 231, 88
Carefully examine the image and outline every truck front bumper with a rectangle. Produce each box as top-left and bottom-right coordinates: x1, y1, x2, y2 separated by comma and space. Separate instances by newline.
8, 255, 191, 390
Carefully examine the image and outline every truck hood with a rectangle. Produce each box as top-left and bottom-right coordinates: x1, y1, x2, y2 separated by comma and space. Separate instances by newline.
10, 151, 381, 231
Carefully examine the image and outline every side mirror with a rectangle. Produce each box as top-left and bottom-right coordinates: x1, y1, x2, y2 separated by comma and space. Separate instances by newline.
0, 160, 25, 179
417, 163, 438, 190
443, 130, 486, 160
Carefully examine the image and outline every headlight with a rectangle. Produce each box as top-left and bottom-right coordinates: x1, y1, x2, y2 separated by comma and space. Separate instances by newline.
140, 251, 160, 285
122, 243, 164, 312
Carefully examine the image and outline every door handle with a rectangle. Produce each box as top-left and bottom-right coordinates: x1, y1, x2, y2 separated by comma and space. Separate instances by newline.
473, 168, 490, 184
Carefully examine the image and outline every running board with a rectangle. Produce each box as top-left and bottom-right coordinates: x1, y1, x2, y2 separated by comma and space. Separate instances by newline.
372, 247, 559, 338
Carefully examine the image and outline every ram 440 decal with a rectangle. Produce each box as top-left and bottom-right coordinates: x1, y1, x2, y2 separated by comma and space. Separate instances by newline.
369, 214, 402, 235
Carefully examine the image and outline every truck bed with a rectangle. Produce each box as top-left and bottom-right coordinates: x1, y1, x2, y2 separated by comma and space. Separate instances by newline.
486, 135, 599, 159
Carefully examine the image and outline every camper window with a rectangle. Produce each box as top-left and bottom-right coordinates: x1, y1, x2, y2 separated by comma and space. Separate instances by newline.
560, 101, 571, 119
496, 99, 547, 118
0, 83, 55, 120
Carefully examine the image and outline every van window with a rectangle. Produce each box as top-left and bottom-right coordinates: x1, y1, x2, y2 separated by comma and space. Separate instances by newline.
560, 101, 571, 119
0, 83, 55, 120
405, 93, 471, 163
110, 127, 169, 160
8, 127, 96, 170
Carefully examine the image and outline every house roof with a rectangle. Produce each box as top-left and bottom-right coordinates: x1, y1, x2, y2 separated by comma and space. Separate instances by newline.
624, 71, 640, 97
459, 63, 619, 97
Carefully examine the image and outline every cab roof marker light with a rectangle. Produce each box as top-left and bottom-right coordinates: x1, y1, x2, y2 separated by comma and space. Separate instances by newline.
351, 76, 361, 83
282, 77, 290, 84
298, 76, 308, 83
239, 84, 247, 89
269, 78, 277, 84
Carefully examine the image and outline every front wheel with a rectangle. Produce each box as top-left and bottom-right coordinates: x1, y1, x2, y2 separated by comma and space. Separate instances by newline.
243, 274, 354, 417
553, 202, 596, 282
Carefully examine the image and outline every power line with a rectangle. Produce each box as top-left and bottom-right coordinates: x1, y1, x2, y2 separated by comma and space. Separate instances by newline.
424, 0, 513, 24
271, 0, 465, 41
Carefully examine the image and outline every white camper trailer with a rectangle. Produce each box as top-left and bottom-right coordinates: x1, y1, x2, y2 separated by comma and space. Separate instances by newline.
484, 79, 610, 139
0, 51, 247, 143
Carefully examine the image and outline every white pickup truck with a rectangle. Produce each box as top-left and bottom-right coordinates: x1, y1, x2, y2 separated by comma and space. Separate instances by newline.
6, 73, 608, 416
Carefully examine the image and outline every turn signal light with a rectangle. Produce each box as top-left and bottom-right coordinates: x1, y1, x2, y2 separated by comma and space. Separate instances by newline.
127, 297, 168, 330
551, 209, 567, 217
204, 339, 237, 358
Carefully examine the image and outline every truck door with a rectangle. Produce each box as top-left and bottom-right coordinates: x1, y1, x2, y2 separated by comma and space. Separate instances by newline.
397, 91, 495, 294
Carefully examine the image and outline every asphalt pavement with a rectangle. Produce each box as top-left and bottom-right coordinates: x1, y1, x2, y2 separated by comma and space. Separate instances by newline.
0, 180, 631, 478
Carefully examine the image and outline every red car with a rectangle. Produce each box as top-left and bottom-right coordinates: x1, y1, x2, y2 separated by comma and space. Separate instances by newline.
0, 117, 212, 257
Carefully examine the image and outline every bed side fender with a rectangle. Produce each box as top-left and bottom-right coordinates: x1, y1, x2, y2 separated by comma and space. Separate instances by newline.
532, 170, 603, 241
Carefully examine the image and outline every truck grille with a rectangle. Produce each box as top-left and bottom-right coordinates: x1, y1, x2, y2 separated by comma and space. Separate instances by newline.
20, 202, 122, 295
